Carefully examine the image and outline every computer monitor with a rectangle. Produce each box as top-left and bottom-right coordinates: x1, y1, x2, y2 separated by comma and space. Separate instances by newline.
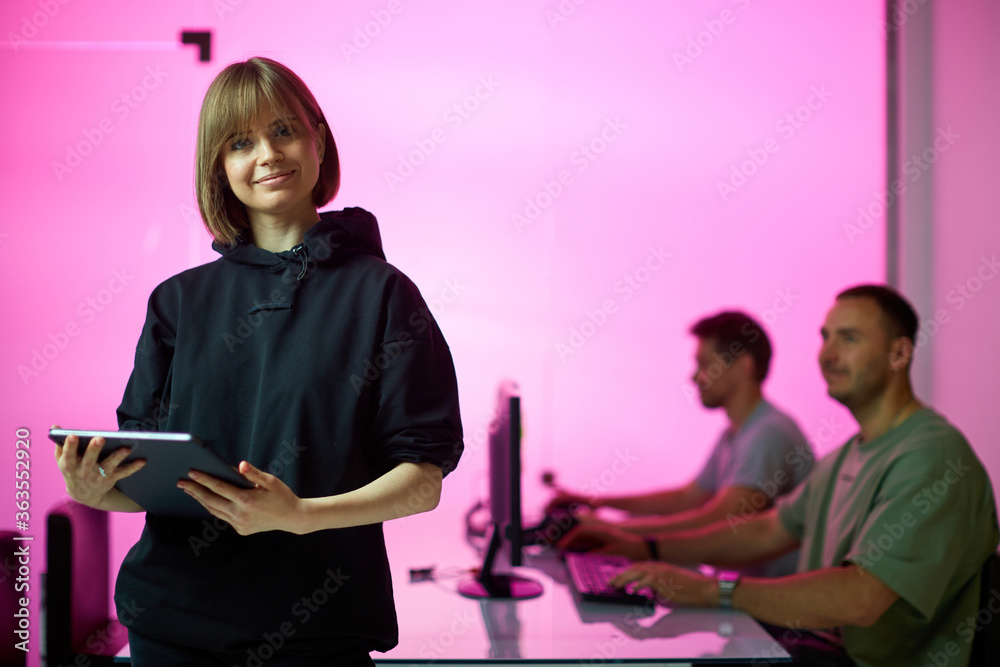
489, 380, 524, 566
458, 381, 543, 600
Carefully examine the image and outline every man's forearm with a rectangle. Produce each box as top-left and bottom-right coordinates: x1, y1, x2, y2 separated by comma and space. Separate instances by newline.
618, 504, 730, 535
733, 565, 898, 629
602, 484, 708, 516
654, 509, 796, 567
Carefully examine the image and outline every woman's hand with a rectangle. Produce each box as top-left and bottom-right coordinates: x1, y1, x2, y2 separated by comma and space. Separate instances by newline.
53, 430, 146, 510
178, 461, 305, 535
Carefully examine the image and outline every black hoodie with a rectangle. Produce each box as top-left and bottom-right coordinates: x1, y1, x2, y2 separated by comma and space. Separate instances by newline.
114, 207, 463, 653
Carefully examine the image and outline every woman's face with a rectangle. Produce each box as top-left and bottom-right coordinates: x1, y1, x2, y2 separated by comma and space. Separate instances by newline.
222, 102, 325, 227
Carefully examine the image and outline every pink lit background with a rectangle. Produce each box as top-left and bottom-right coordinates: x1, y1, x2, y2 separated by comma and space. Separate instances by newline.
2, 1, 998, 664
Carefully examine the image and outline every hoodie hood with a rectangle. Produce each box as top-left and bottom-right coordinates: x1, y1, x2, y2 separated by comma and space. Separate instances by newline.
211, 207, 387, 275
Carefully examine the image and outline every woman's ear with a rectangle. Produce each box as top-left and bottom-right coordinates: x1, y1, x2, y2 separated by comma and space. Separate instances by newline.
316, 123, 326, 162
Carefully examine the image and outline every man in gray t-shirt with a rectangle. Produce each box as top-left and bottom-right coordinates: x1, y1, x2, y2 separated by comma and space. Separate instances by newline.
694, 398, 812, 576
550, 311, 813, 577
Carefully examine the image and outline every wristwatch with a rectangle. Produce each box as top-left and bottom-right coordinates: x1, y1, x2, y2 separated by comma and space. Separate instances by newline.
717, 571, 741, 609
644, 535, 659, 561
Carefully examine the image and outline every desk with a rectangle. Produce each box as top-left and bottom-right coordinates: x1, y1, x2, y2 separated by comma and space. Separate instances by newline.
112, 506, 791, 665
376, 507, 791, 665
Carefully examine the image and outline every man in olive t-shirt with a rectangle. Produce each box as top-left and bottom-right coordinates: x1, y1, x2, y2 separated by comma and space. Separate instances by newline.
776, 406, 997, 665
561, 285, 999, 667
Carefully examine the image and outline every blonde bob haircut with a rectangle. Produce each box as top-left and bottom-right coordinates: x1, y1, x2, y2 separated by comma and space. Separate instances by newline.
195, 57, 340, 246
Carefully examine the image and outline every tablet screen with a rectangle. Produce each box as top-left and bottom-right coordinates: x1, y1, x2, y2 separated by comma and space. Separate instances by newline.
49, 429, 252, 518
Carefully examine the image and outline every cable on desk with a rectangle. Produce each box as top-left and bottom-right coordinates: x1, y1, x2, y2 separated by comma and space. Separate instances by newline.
408, 565, 474, 583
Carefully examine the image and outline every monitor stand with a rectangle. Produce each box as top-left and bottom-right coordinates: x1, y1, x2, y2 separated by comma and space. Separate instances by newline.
458, 522, 543, 600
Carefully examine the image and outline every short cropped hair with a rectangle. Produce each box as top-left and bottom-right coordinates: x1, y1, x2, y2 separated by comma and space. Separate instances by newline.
836, 284, 919, 342
195, 57, 340, 246
690, 311, 772, 383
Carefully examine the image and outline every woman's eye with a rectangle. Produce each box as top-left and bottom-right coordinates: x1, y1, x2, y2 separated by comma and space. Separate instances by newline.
231, 137, 251, 151
274, 124, 293, 137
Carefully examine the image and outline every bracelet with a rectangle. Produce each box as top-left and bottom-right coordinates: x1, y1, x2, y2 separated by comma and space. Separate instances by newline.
644, 535, 659, 561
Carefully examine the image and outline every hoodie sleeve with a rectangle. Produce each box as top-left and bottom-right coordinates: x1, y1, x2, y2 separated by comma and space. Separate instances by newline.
366, 272, 464, 477
116, 282, 177, 432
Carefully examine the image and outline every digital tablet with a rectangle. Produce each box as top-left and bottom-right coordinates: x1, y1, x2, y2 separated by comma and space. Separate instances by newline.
49, 429, 253, 519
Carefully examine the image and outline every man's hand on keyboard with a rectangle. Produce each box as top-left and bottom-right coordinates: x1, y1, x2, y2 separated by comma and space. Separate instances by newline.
574, 512, 613, 528
545, 488, 597, 514
609, 561, 715, 607
556, 523, 647, 559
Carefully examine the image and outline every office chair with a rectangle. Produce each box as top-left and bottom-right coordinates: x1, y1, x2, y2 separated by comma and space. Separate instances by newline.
44, 500, 128, 667
970, 550, 1000, 666
1, 530, 28, 667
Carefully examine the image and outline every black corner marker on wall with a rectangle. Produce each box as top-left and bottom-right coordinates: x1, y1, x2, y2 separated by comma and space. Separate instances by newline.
180, 30, 212, 62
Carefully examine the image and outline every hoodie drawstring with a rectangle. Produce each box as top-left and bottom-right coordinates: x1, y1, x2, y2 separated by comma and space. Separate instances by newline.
292, 244, 309, 281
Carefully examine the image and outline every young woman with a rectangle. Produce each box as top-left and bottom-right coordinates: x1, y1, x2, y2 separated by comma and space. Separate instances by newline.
54, 57, 463, 666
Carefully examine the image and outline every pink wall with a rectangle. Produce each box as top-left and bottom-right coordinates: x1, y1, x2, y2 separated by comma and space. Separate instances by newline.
926, 0, 1000, 503
1, 1, 890, 663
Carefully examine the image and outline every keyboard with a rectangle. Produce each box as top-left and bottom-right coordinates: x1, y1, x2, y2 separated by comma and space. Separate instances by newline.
564, 552, 654, 605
